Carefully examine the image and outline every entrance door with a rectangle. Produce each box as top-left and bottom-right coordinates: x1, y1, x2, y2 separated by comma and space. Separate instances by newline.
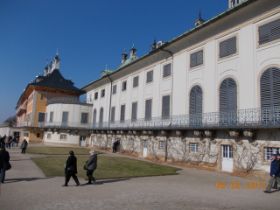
143, 140, 148, 158
221, 145, 233, 172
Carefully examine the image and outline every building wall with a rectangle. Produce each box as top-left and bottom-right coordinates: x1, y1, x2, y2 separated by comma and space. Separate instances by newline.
86, 6, 280, 124
89, 130, 280, 173
43, 132, 82, 146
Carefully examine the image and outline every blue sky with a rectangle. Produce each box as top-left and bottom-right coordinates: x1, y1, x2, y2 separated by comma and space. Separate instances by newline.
0, 0, 227, 122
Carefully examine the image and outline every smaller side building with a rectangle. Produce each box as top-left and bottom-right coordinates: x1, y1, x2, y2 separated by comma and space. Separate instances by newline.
43, 97, 92, 146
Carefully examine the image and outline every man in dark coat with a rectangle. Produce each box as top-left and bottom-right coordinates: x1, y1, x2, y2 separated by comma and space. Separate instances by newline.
20, 139, 28, 154
264, 153, 280, 193
0, 146, 10, 183
85, 150, 97, 184
63, 150, 80, 186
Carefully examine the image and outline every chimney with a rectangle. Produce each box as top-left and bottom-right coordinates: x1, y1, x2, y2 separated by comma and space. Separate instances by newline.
121, 50, 128, 64
130, 45, 137, 59
195, 11, 205, 27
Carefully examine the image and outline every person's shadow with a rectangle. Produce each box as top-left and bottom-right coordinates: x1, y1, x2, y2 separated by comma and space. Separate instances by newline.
80, 178, 130, 186
4, 177, 50, 183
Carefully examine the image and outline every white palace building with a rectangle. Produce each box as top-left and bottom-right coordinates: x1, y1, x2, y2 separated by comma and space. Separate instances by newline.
43, 0, 280, 173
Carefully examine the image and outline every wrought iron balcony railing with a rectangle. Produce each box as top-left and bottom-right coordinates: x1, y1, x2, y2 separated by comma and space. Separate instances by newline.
39, 107, 280, 131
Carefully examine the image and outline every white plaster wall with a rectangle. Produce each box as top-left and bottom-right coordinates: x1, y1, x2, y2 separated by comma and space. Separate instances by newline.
86, 9, 280, 125
46, 103, 92, 127
43, 132, 80, 145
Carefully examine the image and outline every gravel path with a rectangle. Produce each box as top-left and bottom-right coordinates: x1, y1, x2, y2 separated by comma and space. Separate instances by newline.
0, 148, 278, 210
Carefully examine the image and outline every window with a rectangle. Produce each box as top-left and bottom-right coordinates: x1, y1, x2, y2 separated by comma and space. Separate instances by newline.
38, 112, 45, 122
264, 147, 280, 161
159, 141, 166, 149
145, 99, 152, 121
101, 89, 105, 98
131, 102, 138, 121
189, 143, 198, 153
62, 112, 69, 125
163, 63, 172, 77
47, 133, 51, 139
49, 112, 54, 123
190, 50, 203, 68
146, 70, 153, 83
60, 134, 67, 141
99, 108, 104, 125
162, 95, 170, 119
93, 109, 97, 126
94, 92, 98, 100
259, 19, 280, 45
112, 85, 117, 94
81, 112, 89, 124
133, 76, 139, 88
189, 86, 203, 126
111, 107, 115, 123
36, 133, 40, 138
23, 132, 29, 137
120, 105, 126, 122
122, 81, 127, 91
219, 36, 237, 58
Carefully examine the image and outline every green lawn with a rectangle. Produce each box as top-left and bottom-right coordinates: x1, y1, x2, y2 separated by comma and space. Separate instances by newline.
27, 146, 91, 155
28, 146, 179, 179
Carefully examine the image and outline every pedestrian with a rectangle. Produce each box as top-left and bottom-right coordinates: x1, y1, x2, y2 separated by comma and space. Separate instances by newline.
264, 153, 280, 193
20, 139, 28, 154
0, 146, 11, 183
84, 150, 97, 184
0, 136, 5, 148
112, 140, 120, 153
63, 150, 80, 187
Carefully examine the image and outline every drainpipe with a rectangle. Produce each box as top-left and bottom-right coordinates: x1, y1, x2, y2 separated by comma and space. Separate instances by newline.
159, 48, 174, 162
107, 74, 113, 129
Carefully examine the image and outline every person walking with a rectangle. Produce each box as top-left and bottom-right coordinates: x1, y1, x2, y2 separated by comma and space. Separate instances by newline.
20, 139, 28, 154
0, 146, 10, 183
85, 150, 97, 184
264, 153, 280, 193
63, 150, 80, 187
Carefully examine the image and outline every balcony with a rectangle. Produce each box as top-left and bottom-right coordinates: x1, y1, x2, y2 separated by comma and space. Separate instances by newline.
40, 107, 280, 131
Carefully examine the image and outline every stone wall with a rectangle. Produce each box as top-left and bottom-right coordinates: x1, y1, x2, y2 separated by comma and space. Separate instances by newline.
88, 129, 280, 173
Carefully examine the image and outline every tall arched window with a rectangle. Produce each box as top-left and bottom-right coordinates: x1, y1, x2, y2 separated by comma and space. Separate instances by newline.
261, 67, 280, 109
99, 107, 104, 126
189, 85, 203, 126
93, 109, 97, 126
260, 67, 280, 124
219, 78, 237, 125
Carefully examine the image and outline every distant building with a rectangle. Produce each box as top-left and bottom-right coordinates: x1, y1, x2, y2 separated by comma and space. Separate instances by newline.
16, 55, 84, 143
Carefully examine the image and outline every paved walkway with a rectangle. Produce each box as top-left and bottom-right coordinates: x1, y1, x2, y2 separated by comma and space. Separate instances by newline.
0, 148, 279, 210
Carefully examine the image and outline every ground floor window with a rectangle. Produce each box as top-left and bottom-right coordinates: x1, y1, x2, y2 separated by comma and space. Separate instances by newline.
264, 147, 280, 161
189, 143, 198, 153
60, 134, 67, 141
159, 141, 165, 150
47, 133, 51, 139
23, 132, 29, 137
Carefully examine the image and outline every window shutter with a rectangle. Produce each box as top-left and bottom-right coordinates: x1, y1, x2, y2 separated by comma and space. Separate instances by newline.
131, 102, 138, 121
111, 107, 115, 122
163, 64, 171, 77
145, 99, 152, 120
99, 108, 104, 124
190, 50, 203, 68
219, 78, 237, 113
261, 68, 280, 109
190, 86, 203, 114
162, 95, 170, 119
133, 76, 139, 87
93, 109, 97, 125
259, 19, 280, 45
146, 71, 153, 83
219, 37, 236, 58
62, 112, 68, 124
120, 105, 126, 122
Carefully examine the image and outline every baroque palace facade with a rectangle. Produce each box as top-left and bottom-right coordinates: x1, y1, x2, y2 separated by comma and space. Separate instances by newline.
42, 0, 280, 173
